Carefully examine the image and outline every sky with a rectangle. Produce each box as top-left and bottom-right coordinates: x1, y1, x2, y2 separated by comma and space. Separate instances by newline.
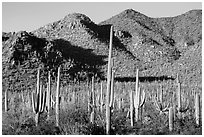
2, 1, 202, 32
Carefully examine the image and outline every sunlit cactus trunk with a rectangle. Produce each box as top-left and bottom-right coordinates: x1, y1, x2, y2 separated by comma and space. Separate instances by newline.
169, 107, 174, 132
176, 73, 189, 119
134, 69, 145, 122
37, 68, 40, 94
129, 90, 134, 127
4, 89, 8, 112
109, 69, 115, 108
177, 74, 182, 119
47, 71, 51, 120
100, 81, 103, 112
159, 84, 163, 104
56, 66, 61, 127
195, 92, 200, 126
87, 87, 91, 113
106, 25, 113, 135
134, 69, 139, 122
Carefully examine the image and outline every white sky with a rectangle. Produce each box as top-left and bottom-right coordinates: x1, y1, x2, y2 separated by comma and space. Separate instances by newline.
1, 1, 202, 32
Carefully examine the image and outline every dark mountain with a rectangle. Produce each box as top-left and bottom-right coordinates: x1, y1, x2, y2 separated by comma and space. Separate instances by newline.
2, 9, 202, 91
2, 31, 107, 91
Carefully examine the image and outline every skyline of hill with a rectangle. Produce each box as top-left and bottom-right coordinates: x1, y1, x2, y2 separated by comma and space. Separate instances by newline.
2, 9, 202, 91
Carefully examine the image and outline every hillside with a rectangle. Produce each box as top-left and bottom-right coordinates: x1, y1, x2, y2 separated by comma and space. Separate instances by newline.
2, 31, 107, 91
99, 9, 202, 84
99, 9, 181, 72
32, 13, 137, 77
2, 9, 202, 91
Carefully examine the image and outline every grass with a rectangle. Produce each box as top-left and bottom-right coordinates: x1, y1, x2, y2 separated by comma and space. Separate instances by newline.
2, 80, 202, 135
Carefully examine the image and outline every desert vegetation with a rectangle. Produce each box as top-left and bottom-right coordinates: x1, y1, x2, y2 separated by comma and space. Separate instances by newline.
2, 69, 202, 135
2, 9, 202, 135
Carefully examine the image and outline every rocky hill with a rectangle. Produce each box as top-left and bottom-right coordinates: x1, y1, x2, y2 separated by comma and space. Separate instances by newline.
2, 9, 202, 91
32, 13, 137, 77
100, 9, 202, 85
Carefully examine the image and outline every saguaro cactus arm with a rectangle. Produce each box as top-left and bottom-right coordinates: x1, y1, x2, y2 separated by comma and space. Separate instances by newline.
140, 89, 146, 107
178, 99, 189, 113
32, 84, 47, 113
32, 83, 47, 127
153, 95, 170, 114
134, 87, 146, 108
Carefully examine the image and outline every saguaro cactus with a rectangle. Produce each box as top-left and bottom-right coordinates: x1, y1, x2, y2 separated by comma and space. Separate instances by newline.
32, 68, 46, 126
195, 92, 200, 126
157, 84, 163, 104
169, 107, 174, 132
56, 66, 61, 127
109, 70, 115, 108
176, 74, 189, 118
106, 25, 113, 135
90, 76, 95, 124
129, 90, 134, 126
88, 87, 91, 113
134, 87, 146, 122
4, 89, 8, 112
32, 83, 46, 126
46, 71, 51, 120
134, 69, 146, 122
100, 81, 104, 112
153, 95, 170, 115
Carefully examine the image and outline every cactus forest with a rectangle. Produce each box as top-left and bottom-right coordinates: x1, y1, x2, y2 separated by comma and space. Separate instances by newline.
2, 7, 202, 135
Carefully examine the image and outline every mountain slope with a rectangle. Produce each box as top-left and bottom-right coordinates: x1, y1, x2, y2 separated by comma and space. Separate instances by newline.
32, 13, 137, 77
99, 9, 201, 82
2, 9, 202, 92
99, 9, 181, 74
2, 31, 108, 91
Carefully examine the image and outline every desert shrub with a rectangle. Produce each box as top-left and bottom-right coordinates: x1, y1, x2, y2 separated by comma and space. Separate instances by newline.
80, 123, 105, 135
173, 117, 202, 135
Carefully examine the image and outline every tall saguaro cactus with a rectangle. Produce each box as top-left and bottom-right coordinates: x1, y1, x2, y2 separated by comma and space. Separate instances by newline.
56, 66, 61, 127
109, 69, 115, 108
32, 69, 47, 126
100, 81, 103, 112
90, 76, 95, 124
4, 89, 8, 112
87, 81, 91, 113
46, 71, 51, 120
169, 107, 174, 132
195, 92, 200, 126
106, 25, 113, 135
134, 87, 146, 122
129, 90, 134, 127
134, 69, 146, 122
176, 74, 189, 119
177, 74, 182, 118
32, 69, 46, 126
